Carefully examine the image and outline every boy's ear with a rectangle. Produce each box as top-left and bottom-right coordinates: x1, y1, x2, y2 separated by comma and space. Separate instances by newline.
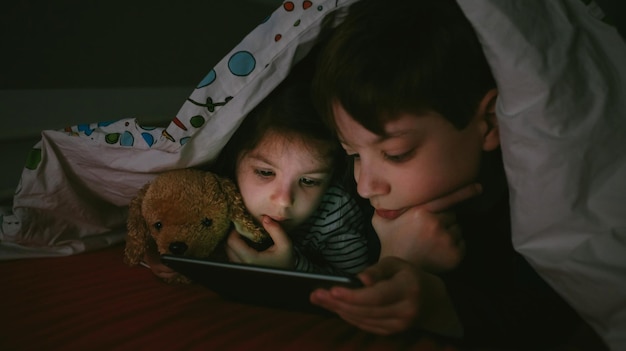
478, 88, 499, 151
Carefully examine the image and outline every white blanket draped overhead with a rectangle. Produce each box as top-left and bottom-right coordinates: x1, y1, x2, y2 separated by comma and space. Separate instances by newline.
457, 1, 626, 349
1, 0, 624, 349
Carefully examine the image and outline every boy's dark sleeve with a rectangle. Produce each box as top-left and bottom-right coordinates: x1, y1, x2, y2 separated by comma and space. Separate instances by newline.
442, 256, 589, 349
439, 186, 603, 350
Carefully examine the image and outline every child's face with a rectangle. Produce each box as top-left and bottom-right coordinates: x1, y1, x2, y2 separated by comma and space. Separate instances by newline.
236, 130, 333, 232
334, 102, 489, 267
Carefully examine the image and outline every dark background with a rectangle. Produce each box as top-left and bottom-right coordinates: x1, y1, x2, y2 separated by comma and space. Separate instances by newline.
0, 0, 282, 89
2, 0, 621, 90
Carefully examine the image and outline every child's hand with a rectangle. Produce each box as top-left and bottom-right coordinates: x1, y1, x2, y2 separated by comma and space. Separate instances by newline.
226, 216, 295, 269
310, 256, 461, 337
143, 246, 180, 280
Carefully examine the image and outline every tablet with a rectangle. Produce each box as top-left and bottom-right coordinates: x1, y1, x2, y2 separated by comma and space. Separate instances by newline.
161, 255, 363, 313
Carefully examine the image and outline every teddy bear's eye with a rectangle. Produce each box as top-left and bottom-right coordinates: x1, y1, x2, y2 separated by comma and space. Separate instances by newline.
201, 217, 213, 227
153, 221, 163, 231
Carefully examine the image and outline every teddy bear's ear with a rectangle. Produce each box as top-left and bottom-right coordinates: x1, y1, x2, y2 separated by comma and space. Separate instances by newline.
217, 175, 269, 243
124, 183, 151, 266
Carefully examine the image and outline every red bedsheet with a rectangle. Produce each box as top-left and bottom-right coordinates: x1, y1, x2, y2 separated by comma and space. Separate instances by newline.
1, 244, 461, 351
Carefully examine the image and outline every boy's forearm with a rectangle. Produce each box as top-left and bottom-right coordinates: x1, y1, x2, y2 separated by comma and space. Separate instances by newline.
416, 272, 464, 339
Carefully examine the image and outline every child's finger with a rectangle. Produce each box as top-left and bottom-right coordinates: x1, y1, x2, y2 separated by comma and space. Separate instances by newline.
226, 230, 257, 261
421, 183, 482, 212
261, 216, 290, 247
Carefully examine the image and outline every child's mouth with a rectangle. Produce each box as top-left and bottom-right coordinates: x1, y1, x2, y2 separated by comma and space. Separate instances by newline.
266, 215, 288, 223
374, 208, 406, 220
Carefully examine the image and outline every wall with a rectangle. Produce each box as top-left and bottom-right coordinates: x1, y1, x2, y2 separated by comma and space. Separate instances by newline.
0, 0, 282, 202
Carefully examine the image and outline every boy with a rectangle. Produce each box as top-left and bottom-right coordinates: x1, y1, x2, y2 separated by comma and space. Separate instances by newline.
308, 0, 600, 349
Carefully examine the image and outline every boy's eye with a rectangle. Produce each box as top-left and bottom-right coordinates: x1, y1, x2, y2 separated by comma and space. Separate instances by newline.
300, 177, 323, 187
254, 169, 274, 178
347, 153, 360, 162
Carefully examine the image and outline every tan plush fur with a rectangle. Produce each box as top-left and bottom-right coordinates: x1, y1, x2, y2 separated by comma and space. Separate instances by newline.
124, 168, 268, 283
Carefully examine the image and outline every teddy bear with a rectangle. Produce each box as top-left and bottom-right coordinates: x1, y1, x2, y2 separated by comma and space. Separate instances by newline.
124, 168, 269, 283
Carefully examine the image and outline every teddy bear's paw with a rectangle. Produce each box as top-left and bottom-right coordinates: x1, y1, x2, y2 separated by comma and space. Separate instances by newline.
233, 220, 269, 243
123, 253, 142, 267
164, 274, 192, 285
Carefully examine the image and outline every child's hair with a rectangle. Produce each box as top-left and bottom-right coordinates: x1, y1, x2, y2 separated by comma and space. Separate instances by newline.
312, 0, 496, 134
213, 64, 344, 182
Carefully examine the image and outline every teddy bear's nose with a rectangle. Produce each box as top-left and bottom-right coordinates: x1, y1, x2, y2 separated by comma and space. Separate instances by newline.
169, 242, 188, 255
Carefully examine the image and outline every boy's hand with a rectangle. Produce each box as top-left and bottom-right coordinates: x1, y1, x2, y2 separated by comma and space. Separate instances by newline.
372, 183, 481, 270
226, 216, 294, 269
310, 256, 461, 337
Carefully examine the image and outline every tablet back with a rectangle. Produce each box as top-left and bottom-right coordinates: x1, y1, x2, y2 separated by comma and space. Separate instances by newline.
161, 255, 362, 313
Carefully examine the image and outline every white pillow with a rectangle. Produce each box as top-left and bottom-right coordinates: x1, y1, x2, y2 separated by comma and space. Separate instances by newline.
457, 0, 626, 349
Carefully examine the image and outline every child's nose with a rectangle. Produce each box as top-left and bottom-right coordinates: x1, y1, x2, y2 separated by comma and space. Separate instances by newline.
355, 164, 389, 199
270, 183, 294, 208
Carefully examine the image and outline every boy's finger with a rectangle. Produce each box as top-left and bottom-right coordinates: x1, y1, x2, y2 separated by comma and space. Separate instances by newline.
359, 256, 405, 284
421, 183, 482, 212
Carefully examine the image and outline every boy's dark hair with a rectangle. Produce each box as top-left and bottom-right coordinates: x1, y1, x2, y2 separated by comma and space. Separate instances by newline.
312, 0, 496, 134
213, 62, 344, 181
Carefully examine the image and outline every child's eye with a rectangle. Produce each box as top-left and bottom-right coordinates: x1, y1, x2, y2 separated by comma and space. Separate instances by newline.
384, 150, 413, 163
254, 169, 274, 178
300, 177, 323, 187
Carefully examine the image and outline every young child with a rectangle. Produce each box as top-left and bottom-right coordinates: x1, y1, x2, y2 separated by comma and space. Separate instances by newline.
307, 0, 600, 349
213, 71, 371, 276
143, 68, 371, 279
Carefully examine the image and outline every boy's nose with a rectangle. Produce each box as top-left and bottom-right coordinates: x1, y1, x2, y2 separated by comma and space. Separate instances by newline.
355, 164, 389, 199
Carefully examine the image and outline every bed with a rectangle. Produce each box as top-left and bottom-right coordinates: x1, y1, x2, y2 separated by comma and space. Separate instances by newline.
1, 0, 625, 350
0, 243, 463, 351
1, 243, 611, 350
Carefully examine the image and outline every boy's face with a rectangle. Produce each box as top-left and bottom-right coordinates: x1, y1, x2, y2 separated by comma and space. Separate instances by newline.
236, 130, 333, 232
334, 102, 490, 268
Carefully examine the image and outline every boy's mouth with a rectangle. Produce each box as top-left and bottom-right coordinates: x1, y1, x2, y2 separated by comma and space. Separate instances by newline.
374, 208, 407, 220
